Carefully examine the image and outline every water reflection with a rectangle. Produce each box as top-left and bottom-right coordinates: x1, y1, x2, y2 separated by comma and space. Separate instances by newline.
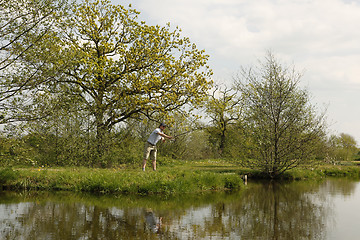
231, 181, 330, 240
0, 178, 359, 240
144, 209, 162, 233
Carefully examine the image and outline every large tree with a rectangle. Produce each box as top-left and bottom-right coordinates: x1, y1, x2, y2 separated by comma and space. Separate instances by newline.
235, 52, 327, 178
23, 0, 213, 158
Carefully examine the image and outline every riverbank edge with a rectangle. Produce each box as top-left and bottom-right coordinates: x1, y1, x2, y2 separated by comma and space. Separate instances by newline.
1, 163, 359, 195
242, 164, 360, 180
0, 167, 243, 195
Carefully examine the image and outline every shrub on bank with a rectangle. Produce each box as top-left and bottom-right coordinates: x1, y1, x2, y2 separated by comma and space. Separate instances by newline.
321, 166, 360, 178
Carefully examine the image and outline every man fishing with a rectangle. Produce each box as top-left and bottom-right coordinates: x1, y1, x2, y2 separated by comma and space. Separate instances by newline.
142, 123, 173, 171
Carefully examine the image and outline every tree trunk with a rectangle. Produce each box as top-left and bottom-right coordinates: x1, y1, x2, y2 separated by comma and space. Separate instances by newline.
94, 102, 108, 167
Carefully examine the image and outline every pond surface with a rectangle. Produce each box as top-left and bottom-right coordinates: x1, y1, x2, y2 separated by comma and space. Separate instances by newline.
1, 178, 360, 240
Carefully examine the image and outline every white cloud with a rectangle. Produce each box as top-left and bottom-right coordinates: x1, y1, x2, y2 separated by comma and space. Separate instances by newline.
113, 0, 360, 144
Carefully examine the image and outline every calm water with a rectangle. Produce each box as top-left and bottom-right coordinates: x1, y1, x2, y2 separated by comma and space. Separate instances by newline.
1, 178, 360, 240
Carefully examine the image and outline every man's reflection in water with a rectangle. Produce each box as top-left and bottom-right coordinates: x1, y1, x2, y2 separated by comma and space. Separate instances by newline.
145, 209, 162, 233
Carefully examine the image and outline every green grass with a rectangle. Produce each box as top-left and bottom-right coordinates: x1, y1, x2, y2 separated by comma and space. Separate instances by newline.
1, 159, 360, 195
0, 162, 243, 195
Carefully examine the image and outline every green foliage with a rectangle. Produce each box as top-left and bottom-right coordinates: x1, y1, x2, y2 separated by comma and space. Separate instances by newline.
321, 166, 360, 178
326, 133, 358, 162
280, 168, 324, 180
103, 131, 143, 166
0, 135, 38, 167
356, 151, 360, 161
0, 0, 70, 123
0, 167, 18, 185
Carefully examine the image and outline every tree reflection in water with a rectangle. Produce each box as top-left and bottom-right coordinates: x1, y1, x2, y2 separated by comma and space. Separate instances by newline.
230, 181, 329, 240
0, 179, 357, 240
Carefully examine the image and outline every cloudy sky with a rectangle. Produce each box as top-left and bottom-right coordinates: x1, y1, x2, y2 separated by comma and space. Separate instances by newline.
114, 0, 360, 145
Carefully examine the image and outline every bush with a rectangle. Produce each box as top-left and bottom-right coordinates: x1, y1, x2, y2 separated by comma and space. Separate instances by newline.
0, 167, 18, 185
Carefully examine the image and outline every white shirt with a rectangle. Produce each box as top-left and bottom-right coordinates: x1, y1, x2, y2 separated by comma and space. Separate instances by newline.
147, 128, 163, 145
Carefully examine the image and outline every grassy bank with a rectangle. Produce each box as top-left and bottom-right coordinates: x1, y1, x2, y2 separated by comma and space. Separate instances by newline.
1, 159, 360, 195
0, 165, 242, 195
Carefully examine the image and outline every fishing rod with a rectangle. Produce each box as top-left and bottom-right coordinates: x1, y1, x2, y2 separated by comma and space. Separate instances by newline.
169, 126, 204, 140
172, 130, 192, 138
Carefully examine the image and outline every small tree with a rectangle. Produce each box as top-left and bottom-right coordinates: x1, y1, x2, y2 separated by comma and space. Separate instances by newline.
204, 84, 243, 156
235, 52, 327, 178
